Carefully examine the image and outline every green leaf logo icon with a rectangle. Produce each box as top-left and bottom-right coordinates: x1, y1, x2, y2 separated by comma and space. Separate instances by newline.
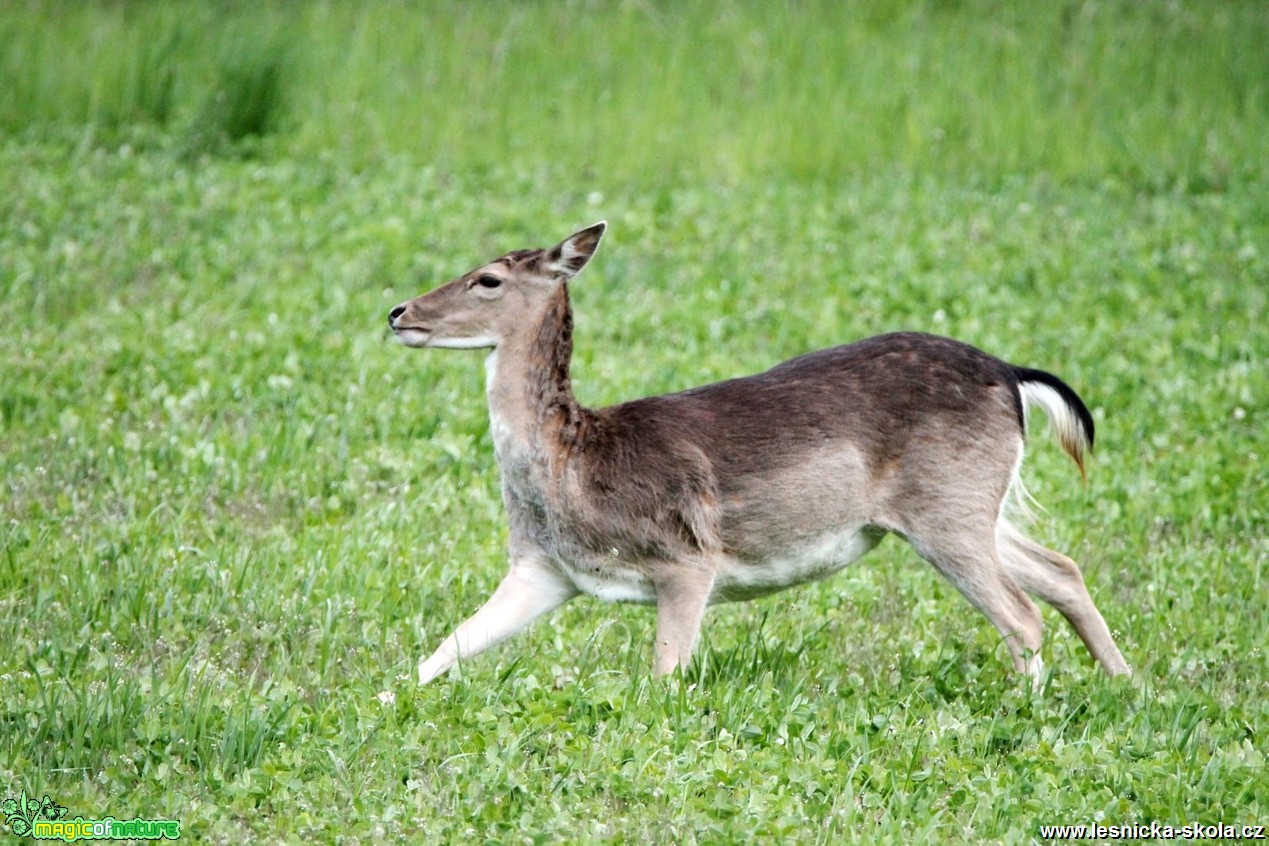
4, 789, 71, 835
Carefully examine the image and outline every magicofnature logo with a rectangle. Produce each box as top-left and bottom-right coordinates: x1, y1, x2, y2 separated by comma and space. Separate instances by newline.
2, 790, 180, 841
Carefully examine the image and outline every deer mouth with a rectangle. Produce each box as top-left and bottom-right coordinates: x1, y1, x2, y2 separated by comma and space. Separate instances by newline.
392, 326, 431, 347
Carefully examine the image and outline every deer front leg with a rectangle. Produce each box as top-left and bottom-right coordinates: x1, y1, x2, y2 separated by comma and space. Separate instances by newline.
652, 565, 717, 678
418, 556, 577, 685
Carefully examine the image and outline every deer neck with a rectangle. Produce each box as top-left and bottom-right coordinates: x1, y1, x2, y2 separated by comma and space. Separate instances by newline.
484, 283, 588, 468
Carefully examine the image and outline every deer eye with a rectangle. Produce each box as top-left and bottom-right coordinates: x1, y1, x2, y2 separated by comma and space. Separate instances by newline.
476, 274, 502, 289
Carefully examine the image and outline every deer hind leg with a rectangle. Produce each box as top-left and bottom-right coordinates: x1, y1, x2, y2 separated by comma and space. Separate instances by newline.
997, 522, 1131, 677
907, 521, 1046, 683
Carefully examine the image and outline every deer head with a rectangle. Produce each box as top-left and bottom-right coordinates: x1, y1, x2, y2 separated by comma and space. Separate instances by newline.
387, 222, 606, 349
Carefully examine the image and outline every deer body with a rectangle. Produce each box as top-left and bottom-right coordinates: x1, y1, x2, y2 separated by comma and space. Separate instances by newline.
388, 222, 1130, 686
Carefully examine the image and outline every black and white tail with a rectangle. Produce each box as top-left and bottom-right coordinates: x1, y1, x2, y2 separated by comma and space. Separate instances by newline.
1015, 367, 1095, 481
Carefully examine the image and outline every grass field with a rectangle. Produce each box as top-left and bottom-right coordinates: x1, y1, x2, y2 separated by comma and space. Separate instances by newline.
2, 1, 1267, 843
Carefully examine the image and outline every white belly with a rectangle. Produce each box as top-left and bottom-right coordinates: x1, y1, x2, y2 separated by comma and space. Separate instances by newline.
565, 561, 658, 603
556, 526, 881, 605
714, 525, 882, 602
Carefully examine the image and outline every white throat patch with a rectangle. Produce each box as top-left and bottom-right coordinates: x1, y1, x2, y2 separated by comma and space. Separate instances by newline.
485, 350, 513, 455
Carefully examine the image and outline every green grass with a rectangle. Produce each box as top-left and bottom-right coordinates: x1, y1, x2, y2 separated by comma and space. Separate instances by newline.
2, 1, 1268, 843
2, 0, 1267, 186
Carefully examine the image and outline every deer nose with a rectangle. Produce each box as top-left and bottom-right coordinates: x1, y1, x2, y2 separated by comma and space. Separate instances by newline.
388, 305, 406, 326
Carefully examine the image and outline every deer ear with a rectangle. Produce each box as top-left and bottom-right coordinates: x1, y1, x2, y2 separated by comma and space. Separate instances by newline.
545, 221, 606, 279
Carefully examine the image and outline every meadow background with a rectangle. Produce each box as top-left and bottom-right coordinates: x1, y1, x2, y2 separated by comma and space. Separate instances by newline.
1, 1, 1266, 842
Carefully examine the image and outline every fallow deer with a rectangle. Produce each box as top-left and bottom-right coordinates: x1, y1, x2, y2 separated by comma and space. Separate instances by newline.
387, 222, 1130, 686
